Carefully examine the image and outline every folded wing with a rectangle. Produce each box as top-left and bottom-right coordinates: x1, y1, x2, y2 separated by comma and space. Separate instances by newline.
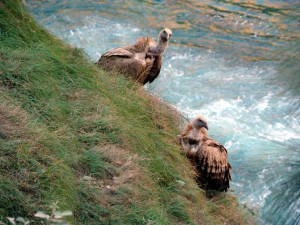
196, 139, 231, 191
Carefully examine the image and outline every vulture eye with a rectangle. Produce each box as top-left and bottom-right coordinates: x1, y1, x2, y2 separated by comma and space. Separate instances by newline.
163, 30, 167, 34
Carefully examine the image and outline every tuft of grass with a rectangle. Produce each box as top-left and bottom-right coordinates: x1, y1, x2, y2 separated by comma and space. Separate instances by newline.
79, 150, 116, 179
0, 1, 255, 224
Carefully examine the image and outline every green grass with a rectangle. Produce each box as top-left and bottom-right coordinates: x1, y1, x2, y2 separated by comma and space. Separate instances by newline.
0, 1, 254, 224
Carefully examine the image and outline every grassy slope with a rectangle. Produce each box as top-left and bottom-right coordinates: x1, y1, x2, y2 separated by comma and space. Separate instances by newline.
0, 1, 253, 224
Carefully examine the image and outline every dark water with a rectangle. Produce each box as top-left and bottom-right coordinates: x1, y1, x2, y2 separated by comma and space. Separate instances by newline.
26, 1, 300, 224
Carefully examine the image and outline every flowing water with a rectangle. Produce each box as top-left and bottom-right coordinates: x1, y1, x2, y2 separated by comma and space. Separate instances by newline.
26, 1, 300, 224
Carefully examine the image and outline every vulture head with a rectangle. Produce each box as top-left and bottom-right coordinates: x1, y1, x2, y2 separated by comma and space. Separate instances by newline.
147, 28, 172, 59
193, 116, 208, 130
158, 28, 172, 43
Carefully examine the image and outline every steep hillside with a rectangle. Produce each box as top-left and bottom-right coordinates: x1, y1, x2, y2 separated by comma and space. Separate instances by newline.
0, 1, 253, 224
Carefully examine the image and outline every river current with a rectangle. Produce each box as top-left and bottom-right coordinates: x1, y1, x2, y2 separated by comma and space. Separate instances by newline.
26, 1, 300, 224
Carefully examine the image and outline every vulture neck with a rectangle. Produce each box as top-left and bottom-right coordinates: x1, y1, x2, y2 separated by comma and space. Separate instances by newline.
156, 37, 169, 54
200, 127, 209, 141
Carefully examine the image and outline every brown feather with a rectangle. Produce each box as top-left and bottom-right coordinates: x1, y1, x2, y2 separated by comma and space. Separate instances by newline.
179, 116, 232, 192
96, 37, 156, 82
143, 28, 172, 84
179, 123, 203, 160
143, 55, 162, 84
96, 28, 172, 85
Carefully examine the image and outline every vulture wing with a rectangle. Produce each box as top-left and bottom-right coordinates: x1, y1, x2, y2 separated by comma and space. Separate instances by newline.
100, 46, 135, 58
97, 37, 158, 84
96, 44, 148, 79
196, 139, 231, 191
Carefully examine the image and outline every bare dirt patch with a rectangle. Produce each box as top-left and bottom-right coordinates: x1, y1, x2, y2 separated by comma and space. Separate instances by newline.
0, 101, 29, 139
82, 144, 142, 192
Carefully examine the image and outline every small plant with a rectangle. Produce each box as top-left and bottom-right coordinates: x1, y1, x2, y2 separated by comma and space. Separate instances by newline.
34, 202, 72, 225
0, 202, 72, 225
1, 217, 30, 225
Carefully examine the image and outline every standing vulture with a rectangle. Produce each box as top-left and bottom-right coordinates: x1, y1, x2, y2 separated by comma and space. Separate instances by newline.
179, 116, 231, 192
96, 28, 172, 85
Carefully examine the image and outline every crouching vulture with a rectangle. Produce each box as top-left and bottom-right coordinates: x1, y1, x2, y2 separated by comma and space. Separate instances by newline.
179, 116, 232, 192
96, 28, 172, 85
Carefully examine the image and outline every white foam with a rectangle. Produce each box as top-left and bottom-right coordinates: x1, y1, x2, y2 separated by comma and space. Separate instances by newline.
254, 93, 273, 112
224, 140, 232, 149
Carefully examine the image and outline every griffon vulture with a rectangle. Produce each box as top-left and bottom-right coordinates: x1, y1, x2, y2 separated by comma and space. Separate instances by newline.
179, 116, 231, 192
96, 28, 172, 85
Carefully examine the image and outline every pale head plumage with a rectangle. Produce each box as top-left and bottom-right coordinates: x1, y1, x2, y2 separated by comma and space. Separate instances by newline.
192, 115, 208, 130
158, 28, 172, 45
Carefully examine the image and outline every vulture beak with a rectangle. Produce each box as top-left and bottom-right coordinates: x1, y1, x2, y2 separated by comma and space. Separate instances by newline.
195, 119, 208, 130
161, 31, 169, 41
